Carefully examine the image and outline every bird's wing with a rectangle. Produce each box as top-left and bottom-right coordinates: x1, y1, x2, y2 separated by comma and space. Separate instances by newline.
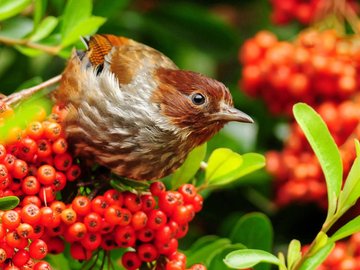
86, 34, 178, 85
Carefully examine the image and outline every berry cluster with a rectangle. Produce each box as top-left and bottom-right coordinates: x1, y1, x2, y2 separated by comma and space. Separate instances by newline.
119, 182, 205, 270
266, 98, 360, 207
0, 102, 207, 269
0, 105, 79, 269
240, 29, 360, 115
304, 232, 360, 270
269, 0, 359, 25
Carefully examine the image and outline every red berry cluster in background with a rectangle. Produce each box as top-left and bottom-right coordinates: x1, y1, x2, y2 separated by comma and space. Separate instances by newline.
269, 0, 359, 25
240, 29, 360, 115
266, 98, 360, 207
0, 103, 207, 269
303, 232, 360, 270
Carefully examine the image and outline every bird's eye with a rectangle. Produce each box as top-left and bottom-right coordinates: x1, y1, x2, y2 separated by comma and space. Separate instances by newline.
191, 93, 206, 105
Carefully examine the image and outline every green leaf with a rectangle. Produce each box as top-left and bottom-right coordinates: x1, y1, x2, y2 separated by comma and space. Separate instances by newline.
224, 249, 280, 269
230, 213, 273, 252
186, 235, 222, 251
355, 139, 360, 156
0, 196, 20, 210
298, 242, 334, 270
60, 0, 92, 38
234, 153, 266, 180
208, 244, 246, 270
205, 148, 243, 185
33, 0, 47, 28
331, 215, 360, 242
171, 143, 206, 189
337, 155, 360, 215
287, 239, 302, 270
0, 17, 33, 38
311, 232, 329, 255
293, 103, 342, 219
185, 237, 231, 266
60, 16, 106, 47
15, 45, 43, 57
45, 253, 71, 270
29, 16, 58, 42
0, 0, 32, 21
278, 252, 287, 270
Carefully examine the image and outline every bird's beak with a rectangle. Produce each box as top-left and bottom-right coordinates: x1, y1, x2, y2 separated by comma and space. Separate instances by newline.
212, 105, 254, 123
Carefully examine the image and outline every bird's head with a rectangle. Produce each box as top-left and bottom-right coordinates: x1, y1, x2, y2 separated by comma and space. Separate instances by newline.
152, 68, 253, 147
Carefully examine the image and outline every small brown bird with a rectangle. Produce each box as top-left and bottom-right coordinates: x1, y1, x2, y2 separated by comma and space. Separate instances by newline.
55, 34, 253, 180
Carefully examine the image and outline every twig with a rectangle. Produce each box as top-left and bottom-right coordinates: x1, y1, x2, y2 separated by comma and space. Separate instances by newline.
0, 35, 62, 55
3, 75, 62, 106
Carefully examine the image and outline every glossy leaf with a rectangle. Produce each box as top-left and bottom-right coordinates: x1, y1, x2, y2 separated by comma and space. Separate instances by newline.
0, 196, 20, 210
208, 244, 246, 270
230, 213, 273, 252
310, 232, 329, 256
61, 16, 106, 47
287, 239, 302, 270
337, 140, 360, 214
29, 16, 58, 42
185, 237, 231, 266
331, 215, 360, 242
171, 143, 206, 189
224, 249, 280, 269
293, 103, 342, 219
355, 139, 360, 156
278, 252, 287, 270
0, 0, 31, 21
60, 0, 92, 38
298, 242, 334, 270
233, 153, 265, 180
205, 148, 243, 185
33, 0, 47, 28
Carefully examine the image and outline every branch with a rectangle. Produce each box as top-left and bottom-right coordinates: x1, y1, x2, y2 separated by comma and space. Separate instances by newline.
0, 35, 62, 55
3, 75, 62, 106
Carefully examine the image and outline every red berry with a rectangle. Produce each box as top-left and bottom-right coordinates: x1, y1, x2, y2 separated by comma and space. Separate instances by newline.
67, 222, 87, 240
124, 192, 142, 213
12, 249, 30, 267
147, 209, 167, 230
2, 210, 21, 230
70, 242, 92, 260
137, 243, 158, 262
21, 176, 40, 195
29, 239, 48, 259
33, 261, 53, 270
12, 159, 28, 179
84, 212, 102, 232
150, 181, 166, 196
72, 196, 91, 216
21, 203, 41, 225
53, 153, 72, 171
121, 251, 141, 270
37, 165, 56, 185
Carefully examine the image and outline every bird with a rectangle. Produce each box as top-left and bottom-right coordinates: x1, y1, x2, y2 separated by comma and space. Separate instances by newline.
53, 34, 253, 181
